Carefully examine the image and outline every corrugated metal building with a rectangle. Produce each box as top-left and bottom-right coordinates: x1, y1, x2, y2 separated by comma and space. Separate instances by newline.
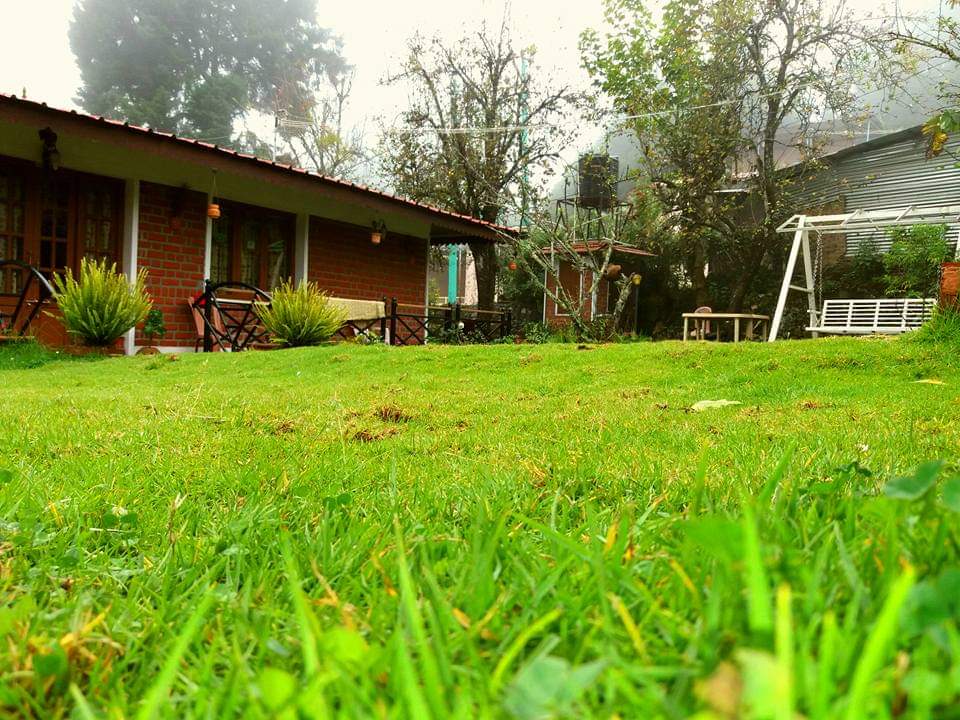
790, 126, 960, 255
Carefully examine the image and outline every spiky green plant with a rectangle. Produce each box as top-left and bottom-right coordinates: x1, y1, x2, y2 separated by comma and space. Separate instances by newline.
52, 258, 152, 346
259, 280, 347, 347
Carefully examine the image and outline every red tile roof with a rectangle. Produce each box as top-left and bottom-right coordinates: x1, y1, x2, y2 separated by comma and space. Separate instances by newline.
0, 93, 514, 237
568, 241, 654, 257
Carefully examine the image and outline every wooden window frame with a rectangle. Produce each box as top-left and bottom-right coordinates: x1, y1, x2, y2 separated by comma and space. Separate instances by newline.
0, 156, 123, 286
212, 200, 294, 290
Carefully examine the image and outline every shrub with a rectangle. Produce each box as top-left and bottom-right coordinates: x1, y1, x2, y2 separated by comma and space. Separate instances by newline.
522, 322, 552, 344
822, 239, 887, 298
52, 258, 151, 346
259, 281, 347, 347
143, 308, 166, 345
910, 305, 960, 344
883, 225, 950, 297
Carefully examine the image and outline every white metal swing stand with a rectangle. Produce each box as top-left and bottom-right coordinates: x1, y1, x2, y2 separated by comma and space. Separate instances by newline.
768, 205, 960, 341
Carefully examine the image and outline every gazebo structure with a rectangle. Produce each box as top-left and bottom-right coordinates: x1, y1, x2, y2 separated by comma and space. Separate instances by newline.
769, 205, 960, 340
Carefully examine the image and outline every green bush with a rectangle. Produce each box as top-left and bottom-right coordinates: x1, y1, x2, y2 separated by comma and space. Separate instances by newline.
142, 308, 166, 344
259, 280, 347, 347
883, 224, 951, 297
521, 322, 552, 344
52, 258, 152, 346
910, 305, 960, 344
822, 239, 887, 299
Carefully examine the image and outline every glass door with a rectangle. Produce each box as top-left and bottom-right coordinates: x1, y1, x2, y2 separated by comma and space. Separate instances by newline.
38, 179, 73, 280
0, 168, 27, 295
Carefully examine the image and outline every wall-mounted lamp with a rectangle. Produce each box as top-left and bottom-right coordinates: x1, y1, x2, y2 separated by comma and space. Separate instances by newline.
38, 127, 60, 172
371, 220, 387, 245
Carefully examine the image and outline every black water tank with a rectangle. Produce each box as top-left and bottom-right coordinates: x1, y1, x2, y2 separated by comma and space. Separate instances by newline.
577, 154, 618, 209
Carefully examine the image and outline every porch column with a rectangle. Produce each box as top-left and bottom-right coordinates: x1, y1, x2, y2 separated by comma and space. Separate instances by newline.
122, 179, 140, 356
294, 213, 309, 285
203, 191, 213, 280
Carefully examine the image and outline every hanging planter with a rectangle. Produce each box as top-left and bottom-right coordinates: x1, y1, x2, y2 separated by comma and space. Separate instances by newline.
207, 169, 220, 219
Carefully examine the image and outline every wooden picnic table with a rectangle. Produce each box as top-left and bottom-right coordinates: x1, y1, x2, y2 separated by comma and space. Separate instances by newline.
682, 312, 770, 342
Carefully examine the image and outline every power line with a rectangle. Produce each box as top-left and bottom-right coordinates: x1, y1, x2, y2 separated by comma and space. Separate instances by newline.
425, 58, 953, 136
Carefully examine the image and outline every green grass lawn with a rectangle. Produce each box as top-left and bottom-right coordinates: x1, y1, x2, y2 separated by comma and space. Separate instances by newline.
1, 336, 959, 718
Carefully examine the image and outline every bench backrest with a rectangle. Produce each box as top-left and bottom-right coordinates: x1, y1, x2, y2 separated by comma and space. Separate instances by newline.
819, 298, 936, 330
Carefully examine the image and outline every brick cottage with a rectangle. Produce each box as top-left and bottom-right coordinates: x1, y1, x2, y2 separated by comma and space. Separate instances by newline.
0, 94, 506, 352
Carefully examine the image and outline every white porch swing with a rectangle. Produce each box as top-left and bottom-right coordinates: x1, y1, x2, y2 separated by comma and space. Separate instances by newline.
768, 205, 960, 341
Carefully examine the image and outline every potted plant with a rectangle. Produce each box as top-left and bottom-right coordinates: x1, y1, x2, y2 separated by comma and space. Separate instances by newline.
138, 308, 166, 355
52, 258, 152, 355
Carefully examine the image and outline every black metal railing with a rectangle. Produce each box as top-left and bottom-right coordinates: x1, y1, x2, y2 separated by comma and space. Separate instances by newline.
192, 287, 514, 350
384, 298, 512, 346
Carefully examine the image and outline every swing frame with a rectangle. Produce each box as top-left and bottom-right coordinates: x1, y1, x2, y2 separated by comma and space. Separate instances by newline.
768, 205, 960, 341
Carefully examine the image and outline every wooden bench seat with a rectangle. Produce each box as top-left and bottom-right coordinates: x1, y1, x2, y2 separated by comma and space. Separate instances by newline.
808, 298, 936, 335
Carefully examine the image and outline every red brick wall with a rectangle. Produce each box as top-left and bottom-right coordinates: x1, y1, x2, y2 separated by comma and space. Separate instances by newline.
136, 182, 207, 347
307, 217, 427, 305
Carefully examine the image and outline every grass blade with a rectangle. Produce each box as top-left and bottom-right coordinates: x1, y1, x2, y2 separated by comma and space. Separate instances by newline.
280, 533, 321, 677
135, 587, 216, 720
842, 566, 916, 720
741, 499, 772, 634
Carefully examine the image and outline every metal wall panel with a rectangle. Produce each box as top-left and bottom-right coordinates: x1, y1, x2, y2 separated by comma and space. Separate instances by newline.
794, 133, 960, 254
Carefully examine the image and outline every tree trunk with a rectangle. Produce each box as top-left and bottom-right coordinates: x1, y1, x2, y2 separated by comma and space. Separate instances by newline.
469, 241, 498, 310
726, 231, 772, 312
690, 239, 711, 308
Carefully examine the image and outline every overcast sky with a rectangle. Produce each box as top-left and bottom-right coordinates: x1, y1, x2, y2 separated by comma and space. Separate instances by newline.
0, 1, 602, 130
0, 0, 948, 184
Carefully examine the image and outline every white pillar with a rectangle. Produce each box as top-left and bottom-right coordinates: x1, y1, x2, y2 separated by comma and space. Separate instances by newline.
769, 218, 806, 342
294, 213, 309, 285
801, 229, 819, 337
203, 191, 213, 281
122, 179, 140, 355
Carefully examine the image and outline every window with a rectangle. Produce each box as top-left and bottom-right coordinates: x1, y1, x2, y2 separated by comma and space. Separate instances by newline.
210, 214, 232, 285
38, 179, 71, 278
209, 203, 293, 289
0, 169, 26, 294
80, 183, 120, 265
0, 158, 123, 290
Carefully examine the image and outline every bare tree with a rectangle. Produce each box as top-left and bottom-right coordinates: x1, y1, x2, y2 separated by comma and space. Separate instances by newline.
380, 17, 578, 309
276, 63, 366, 179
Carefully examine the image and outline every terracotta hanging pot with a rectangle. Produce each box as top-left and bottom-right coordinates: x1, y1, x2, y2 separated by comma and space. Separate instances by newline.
207, 203, 221, 220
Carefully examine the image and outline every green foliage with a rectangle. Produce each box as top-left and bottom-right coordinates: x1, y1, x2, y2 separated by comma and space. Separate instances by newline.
911, 305, 960, 344
498, 249, 544, 328
822, 240, 887, 299
582, 0, 882, 312
521, 322, 552, 344
69, 0, 345, 146
142, 308, 166, 342
258, 280, 347, 347
882, 224, 951, 297
52, 258, 151, 346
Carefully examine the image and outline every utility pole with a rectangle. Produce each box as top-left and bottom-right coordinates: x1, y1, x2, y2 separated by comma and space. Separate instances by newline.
519, 52, 530, 230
